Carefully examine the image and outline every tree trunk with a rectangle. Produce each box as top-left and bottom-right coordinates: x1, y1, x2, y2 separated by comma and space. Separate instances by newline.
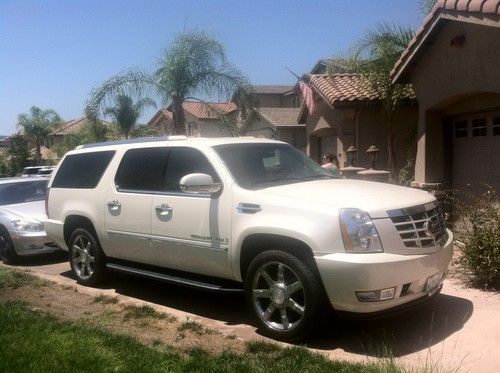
36, 137, 42, 165
387, 115, 396, 182
171, 96, 186, 136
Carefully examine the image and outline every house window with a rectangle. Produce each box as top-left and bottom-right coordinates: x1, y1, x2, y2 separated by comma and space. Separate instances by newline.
187, 122, 198, 137
493, 116, 500, 136
472, 118, 487, 137
454, 120, 468, 138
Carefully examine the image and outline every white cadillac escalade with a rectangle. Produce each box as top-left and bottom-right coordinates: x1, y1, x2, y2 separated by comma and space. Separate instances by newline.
45, 137, 453, 340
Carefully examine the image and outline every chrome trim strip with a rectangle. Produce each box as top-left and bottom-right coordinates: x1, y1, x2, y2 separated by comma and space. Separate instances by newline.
107, 230, 150, 240
387, 201, 439, 218
106, 263, 243, 293
236, 202, 262, 214
115, 188, 211, 198
106, 230, 228, 251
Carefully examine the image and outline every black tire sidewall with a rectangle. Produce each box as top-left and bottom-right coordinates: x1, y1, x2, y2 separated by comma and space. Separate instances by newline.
0, 227, 17, 264
244, 250, 320, 341
69, 228, 106, 286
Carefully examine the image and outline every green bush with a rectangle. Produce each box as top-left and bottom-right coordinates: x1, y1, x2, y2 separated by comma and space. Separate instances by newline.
455, 187, 500, 289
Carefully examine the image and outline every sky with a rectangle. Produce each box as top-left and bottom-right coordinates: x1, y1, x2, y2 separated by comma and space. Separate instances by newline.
0, 0, 424, 135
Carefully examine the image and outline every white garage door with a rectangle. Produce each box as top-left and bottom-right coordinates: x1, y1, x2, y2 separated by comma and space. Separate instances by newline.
453, 112, 500, 194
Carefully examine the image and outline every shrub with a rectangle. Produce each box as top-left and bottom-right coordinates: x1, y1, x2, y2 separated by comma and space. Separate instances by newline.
454, 187, 500, 289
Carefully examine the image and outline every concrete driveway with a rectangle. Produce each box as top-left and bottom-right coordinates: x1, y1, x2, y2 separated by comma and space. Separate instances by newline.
6, 251, 500, 372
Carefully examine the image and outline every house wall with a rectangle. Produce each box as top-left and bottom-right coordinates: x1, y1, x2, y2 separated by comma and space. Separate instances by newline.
277, 127, 307, 152
305, 100, 418, 171
408, 20, 500, 186
257, 93, 300, 108
186, 111, 237, 137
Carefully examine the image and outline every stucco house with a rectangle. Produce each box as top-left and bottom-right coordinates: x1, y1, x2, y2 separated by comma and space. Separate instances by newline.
391, 0, 500, 193
147, 101, 237, 137
299, 73, 418, 172
47, 117, 114, 148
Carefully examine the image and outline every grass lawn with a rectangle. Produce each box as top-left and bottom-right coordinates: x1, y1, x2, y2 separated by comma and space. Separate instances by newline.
0, 300, 400, 373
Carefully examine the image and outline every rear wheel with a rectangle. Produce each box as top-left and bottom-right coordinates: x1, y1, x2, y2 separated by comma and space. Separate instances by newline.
0, 227, 18, 264
245, 250, 321, 341
69, 228, 106, 286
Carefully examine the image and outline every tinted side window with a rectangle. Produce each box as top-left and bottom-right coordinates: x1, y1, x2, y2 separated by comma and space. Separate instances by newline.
115, 147, 168, 192
163, 147, 219, 192
52, 151, 115, 189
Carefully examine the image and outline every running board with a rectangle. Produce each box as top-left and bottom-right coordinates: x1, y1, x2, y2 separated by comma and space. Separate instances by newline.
106, 263, 244, 293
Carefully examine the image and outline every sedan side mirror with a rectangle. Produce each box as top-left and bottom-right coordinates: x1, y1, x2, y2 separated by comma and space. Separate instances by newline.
179, 173, 222, 195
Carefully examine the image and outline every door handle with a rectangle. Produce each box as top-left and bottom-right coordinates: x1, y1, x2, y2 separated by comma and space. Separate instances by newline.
107, 200, 121, 212
155, 203, 173, 217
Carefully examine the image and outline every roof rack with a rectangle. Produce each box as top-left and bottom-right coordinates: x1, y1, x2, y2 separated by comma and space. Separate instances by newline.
76, 136, 187, 149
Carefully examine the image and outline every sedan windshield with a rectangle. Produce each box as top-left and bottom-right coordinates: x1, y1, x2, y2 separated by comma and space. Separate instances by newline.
213, 143, 335, 189
0, 180, 48, 205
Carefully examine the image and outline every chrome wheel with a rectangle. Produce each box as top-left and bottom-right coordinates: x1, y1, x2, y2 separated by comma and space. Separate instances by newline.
252, 261, 306, 331
71, 234, 95, 281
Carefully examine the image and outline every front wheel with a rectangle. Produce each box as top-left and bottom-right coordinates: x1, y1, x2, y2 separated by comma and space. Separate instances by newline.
69, 228, 106, 286
244, 250, 321, 341
0, 227, 18, 264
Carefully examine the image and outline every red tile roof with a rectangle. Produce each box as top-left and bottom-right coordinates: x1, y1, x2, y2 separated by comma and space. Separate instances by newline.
50, 117, 114, 136
182, 101, 237, 119
391, 0, 500, 82
309, 74, 415, 106
256, 107, 303, 127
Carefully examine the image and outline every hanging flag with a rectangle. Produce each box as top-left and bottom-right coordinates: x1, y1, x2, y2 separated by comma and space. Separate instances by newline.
299, 81, 315, 115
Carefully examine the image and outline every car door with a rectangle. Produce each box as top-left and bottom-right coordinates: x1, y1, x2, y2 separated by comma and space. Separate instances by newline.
104, 147, 168, 265
151, 146, 232, 279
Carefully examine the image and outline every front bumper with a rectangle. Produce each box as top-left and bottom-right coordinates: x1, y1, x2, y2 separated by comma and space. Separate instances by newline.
10, 230, 60, 256
314, 229, 453, 314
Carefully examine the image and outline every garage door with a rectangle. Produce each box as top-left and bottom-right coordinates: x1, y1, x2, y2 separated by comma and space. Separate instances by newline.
453, 112, 500, 194
320, 135, 337, 159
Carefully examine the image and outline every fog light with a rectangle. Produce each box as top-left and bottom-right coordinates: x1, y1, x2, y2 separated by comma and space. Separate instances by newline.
356, 287, 396, 302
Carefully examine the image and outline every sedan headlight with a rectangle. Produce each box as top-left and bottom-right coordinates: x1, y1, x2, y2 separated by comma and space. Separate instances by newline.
10, 219, 45, 233
339, 209, 383, 253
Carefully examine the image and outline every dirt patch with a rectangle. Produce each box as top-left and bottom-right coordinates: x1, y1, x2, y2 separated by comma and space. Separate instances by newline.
0, 279, 245, 355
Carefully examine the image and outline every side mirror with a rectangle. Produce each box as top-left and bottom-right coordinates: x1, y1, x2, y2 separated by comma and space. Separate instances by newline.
179, 173, 222, 195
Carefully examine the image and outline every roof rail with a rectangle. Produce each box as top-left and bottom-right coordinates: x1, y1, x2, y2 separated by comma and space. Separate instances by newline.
77, 136, 187, 149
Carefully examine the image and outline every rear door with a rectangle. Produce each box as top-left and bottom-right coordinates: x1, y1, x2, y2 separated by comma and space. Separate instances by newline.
151, 146, 232, 279
104, 147, 168, 265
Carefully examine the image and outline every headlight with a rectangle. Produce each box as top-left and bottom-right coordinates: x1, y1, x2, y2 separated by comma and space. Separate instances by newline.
10, 219, 45, 233
339, 209, 383, 253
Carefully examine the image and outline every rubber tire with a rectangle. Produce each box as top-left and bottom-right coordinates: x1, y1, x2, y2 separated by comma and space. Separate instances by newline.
69, 228, 107, 286
244, 250, 321, 342
0, 227, 18, 265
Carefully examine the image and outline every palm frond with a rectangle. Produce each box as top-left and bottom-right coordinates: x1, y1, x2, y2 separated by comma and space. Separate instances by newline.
85, 69, 166, 122
419, 0, 437, 16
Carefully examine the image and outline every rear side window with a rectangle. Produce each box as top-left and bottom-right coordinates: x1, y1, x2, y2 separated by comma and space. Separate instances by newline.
52, 151, 115, 189
115, 147, 168, 192
163, 147, 219, 192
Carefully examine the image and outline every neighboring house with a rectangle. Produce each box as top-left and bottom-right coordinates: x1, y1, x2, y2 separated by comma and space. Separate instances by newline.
47, 117, 114, 148
391, 0, 500, 193
147, 101, 238, 137
299, 73, 417, 170
29, 146, 57, 162
250, 85, 301, 108
241, 107, 306, 151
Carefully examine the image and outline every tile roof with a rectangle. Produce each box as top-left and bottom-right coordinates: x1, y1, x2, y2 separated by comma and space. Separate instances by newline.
256, 107, 303, 127
251, 85, 295, 94
181, 101, 237, 120
392, 0, 500, 82
50, 117, 114, 136
147, 109, 173, 128
309, 74, 415, 106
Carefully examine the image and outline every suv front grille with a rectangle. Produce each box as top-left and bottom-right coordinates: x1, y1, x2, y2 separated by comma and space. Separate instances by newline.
388, 203, 447, 248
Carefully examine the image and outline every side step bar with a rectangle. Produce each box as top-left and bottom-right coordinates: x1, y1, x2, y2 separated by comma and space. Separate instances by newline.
106, 263, 244, 293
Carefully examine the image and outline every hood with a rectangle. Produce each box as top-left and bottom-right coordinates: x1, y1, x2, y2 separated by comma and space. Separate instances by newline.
0, 200, 47, 222
257, 179, 435, 218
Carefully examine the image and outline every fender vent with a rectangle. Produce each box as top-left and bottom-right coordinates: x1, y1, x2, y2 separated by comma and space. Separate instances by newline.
236, 203, 261, 214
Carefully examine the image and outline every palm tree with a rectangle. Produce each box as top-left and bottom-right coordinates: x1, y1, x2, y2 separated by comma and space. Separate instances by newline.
104, 95, 156, 139
333, 23, 415, 179
86, 30, 251, 136
419, 0, 437, 16
17, 106, 62, 163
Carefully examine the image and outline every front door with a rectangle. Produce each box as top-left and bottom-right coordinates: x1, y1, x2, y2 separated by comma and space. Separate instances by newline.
151, 146, 232, 279
104, 147, 168, 265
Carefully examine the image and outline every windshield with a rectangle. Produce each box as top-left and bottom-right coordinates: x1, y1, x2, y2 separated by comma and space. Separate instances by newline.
22, 167, 43, 176
0, 180, 48, 205
213, 143, 335, 189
